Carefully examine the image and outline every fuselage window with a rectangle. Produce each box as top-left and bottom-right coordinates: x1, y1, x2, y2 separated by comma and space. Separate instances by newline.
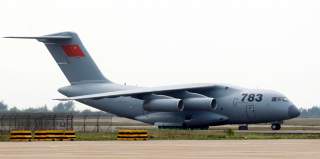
271, 97, 288, 102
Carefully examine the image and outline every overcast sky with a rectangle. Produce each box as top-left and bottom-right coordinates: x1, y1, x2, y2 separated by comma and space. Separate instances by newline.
0, 0, 319, 110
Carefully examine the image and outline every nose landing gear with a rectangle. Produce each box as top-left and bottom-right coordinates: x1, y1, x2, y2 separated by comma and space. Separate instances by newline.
271, 123, 281, 130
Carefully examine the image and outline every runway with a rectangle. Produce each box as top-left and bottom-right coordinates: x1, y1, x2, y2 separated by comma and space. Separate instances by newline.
0, 140, 319, 159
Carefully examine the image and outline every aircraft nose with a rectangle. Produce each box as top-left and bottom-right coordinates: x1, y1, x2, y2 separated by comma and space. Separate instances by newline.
288, 105, 300, 118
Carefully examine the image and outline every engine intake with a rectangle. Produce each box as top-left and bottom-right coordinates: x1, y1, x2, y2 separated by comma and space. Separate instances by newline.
143, 98, 184, 112
183, 97, 217, 111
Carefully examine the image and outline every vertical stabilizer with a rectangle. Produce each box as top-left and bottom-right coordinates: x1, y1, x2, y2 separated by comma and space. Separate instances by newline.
5, 32, 110, 85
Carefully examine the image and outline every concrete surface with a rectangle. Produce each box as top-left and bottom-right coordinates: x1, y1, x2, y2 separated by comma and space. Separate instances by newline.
0, 140, 319, 159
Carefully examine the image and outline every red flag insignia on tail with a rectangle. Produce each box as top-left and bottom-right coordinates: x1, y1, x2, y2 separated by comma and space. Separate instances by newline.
62, 44, 85, 57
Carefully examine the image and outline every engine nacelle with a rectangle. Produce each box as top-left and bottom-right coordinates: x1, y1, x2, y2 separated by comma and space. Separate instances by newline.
143, 98, 184, 112
183, 97, 217, 111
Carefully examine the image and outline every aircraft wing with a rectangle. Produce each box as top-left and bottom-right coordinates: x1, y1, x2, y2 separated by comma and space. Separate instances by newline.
55, 83, 216, 101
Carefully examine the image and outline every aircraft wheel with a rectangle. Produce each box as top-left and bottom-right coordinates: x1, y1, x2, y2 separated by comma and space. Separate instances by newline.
271, 123, 281, 130
238, 125, 248, 130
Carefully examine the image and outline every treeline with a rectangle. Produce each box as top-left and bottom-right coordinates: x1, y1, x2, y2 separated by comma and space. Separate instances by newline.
299, 106, 320, 118
0, 101, 111, 115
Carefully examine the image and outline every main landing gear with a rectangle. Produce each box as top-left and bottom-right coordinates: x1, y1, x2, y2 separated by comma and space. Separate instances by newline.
271, 123, 281, 130
158, 126, 209, 130
238, 124, 248, 130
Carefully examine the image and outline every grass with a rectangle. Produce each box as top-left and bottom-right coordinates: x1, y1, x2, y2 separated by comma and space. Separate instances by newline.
284, 118, 320, 126
0, 133, 9, 141
76, 132, 117, 141
73, 129, 320, 140
148, 129, 320, 140
1, 129, 320, 141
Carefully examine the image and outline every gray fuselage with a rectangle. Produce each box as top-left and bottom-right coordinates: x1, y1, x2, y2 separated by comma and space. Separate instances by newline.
59, 82, 300, 127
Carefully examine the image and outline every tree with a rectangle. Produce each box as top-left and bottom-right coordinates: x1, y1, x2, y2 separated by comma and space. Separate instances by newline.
9, 107, 19, 112
52, 101, 75, 112
81, 109, 93, 115
79, 109, 107, 115
299, 106, 320, 117
38, 105, 49, 112
24, 105, 49, 112
0, 101, 8, 112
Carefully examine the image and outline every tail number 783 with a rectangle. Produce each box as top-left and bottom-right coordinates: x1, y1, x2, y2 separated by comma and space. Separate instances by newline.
241, 93, 263, 102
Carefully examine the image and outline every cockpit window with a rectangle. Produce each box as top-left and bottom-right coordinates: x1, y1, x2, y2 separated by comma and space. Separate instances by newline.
272, 97, 288, 102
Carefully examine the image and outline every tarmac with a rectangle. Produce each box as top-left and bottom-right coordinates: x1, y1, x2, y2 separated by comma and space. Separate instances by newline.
0, 140, 319, 159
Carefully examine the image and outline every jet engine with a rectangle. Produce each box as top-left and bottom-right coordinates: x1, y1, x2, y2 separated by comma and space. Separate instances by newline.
183, 97, 217, 111
143, 98, 184, 112
168, 91, 217, 111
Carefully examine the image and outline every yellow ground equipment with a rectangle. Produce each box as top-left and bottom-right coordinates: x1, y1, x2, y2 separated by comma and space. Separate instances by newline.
117, 129, 148, 140
9, 130, 32, 141
34, 130, 76, 141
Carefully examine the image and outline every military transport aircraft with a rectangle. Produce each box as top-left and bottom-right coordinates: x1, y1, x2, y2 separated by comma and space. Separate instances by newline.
5, 32, 300, 130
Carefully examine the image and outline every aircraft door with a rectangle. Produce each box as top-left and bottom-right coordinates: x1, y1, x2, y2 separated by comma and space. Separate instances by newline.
234, 97, 256, 122
246, 103, 256, 121
233, 98, 250, 122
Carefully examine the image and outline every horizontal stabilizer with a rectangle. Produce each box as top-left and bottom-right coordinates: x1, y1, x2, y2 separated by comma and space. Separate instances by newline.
4, 36, 72, 40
